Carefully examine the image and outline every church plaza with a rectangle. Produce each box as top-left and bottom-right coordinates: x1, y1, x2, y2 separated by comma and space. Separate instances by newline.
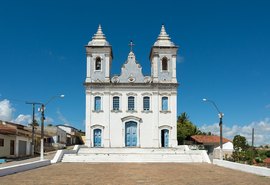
0, 163, 269, 185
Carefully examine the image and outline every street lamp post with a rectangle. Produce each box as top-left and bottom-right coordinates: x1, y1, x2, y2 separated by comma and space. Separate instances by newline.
203, 98, 224, 160
27, 95, 64, 161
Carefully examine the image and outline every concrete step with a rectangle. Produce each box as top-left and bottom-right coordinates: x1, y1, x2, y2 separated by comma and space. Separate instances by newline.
62, 148, 209, 163
77, 147, 188, 155
62, 153, 200, 163
61, 146, 210, 163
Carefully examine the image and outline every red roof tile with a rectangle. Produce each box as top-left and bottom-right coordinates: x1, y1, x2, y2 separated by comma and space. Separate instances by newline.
191, 135, 231, 144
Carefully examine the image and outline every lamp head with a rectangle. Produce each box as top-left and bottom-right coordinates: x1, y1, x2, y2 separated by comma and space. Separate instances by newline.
202, 98, 207, 102
60, 95, 65, 98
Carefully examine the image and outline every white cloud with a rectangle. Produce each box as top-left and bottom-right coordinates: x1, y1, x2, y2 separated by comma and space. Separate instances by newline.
200, 118, 270, 146
13, 114, 32, 125
0, 99, 14, 121
0, 99, 57, 126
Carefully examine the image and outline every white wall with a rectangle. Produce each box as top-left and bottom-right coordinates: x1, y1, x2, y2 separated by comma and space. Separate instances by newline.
0, 134, 31, 157
213, 159, 270, 177
0, 134, 16, 157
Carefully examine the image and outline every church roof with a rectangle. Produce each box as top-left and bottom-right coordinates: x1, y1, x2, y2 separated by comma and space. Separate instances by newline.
111, 42, 152, 84
88, 25, 110, 46
116, 50, 146, 83
153, 24, 175, 47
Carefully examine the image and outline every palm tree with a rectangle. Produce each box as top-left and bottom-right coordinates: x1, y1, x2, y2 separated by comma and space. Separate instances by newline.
177, 112, 189, 124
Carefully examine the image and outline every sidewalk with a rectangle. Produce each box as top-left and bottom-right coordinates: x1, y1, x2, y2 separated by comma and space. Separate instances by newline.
0, 151, 56, 168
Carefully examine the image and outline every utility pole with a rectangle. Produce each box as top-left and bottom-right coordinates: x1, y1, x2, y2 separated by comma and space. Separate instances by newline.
26, 102, 40, 156
40, 104, 45, 160
218, 113, 223, 160
252, 128, 254, 148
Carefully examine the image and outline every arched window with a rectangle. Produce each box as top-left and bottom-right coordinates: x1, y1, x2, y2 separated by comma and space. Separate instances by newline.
143, 96, 150, 111
162, 97, 168, 111
128, 96, 135, 111
94, 96, 101, 111
113, 96, 120, 110
95, 57, 101, 70
162, 57, 168, 71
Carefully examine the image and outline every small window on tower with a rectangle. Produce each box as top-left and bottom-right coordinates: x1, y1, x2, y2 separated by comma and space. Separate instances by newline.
94, 96, 101, 111
95, 57, 101, 71
162, 57, 168, 71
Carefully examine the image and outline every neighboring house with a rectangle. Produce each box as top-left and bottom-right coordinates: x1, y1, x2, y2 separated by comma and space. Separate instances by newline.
84, 25, 178, 148
25, 126, 67, 150
0, 120, 32, 158
56, 125, 84, 146
213, 141, 234, 159
190, 135, 232, 159
46, 126, 67, 148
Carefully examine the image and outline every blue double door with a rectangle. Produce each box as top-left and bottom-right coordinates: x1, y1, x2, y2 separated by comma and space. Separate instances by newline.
125, 121, 137, 147
94, 129, 102, 147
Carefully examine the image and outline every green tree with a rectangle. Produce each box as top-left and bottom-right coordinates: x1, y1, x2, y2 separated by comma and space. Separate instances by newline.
177, 112, 199, 144
265, 150, 270, 158
232, 135, 250, 162
233, 135, 249, 151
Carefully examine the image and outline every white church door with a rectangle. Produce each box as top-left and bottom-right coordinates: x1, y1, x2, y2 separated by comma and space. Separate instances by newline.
93, 129, 102, 147
125, 121, 137, 147
161, 129, 169, 147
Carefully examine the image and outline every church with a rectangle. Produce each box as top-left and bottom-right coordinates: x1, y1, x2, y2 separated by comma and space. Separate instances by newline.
84, 25, 178, 148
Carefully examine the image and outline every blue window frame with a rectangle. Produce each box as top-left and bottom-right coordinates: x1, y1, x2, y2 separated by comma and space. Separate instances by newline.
128, 96, 135, 110
94, 96, 101, 111
113, 96, 120, 110
162, 97, 168, 111
143, 96, 150, 111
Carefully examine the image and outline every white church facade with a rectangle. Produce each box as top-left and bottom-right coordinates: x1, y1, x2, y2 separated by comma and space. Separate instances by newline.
84, 25, 178, 148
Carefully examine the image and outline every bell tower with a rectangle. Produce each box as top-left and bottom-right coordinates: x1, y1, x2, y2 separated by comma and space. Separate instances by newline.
150, 25, 178, 83
85, 25, 113, 83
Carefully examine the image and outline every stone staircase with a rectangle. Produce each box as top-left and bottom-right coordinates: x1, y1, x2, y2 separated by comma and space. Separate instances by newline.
61, 146, 210, 163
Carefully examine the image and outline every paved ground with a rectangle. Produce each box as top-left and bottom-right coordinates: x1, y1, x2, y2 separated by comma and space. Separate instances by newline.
0, 163, 269, 185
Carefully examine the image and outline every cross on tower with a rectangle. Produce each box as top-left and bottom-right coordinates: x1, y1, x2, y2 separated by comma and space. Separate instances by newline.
129, 40, 135, 52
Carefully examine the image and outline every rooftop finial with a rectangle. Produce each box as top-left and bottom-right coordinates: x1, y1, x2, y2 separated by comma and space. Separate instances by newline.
88, 24, 109, 46
153, 24, 175, 47
129, 40, 135, 52
158, 24, 169, 39
97, 24, 103, 34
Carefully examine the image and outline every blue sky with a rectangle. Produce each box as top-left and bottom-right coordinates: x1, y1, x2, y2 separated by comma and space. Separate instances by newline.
0, 0, 269, 145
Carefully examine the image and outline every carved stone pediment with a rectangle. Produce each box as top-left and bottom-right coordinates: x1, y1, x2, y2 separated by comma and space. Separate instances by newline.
118, 51, 145, 83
